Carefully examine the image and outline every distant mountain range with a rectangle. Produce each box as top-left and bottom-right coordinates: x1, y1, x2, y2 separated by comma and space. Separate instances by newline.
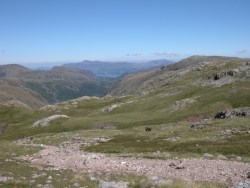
0, 59, 173, 107
62, 59, 173, 77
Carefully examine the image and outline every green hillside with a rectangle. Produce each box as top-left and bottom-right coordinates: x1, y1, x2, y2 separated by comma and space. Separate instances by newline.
0, 65, 114, 107
0, 56, 249, 187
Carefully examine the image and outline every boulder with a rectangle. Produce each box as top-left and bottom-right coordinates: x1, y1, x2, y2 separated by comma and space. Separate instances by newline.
214, 111, 226, 119
203, 153, 214, 158
102, 104, 121, 112
191, 123, 206, 129
220, 129, 240, 136
165, 137, 180, 142
217, 155, 228, 160
98, 180, 128, 188
32, 115, 69, 127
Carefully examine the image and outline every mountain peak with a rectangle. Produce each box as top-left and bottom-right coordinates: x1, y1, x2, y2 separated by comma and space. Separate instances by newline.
0, 64, 31, 77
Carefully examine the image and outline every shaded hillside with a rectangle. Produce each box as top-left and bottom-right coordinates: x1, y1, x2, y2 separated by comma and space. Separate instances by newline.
63, 59, 172, 77
0, 64, 115, 107
20, 66, 113, 103
0, 64, 31, 77
0, 79, 48, 108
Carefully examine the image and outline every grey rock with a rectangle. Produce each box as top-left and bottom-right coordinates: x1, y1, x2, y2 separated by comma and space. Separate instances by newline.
90, 176, 97, 181
231, 180, 250, 188
98, 180, 128, 188
197, 66, 202, 71
191, 123, 206, 129
73, 182, 80, 187
217, 155, 228, 160
156, 179, 173, 186
203, 153, 214, 158
215, 108, 250, 119
46, 180, 52, 184
151, 176, 159, 181
165, 137, 180, 142
140, 91, 149, 96
236, 156, 242, 161
33, 115, 69, 127
102, 104, 121, 112
42, 184, 54, 188
214, 69, 239, 80
220, 129, 240, 136
0, 176, 13, 182
30, 179, 36, 183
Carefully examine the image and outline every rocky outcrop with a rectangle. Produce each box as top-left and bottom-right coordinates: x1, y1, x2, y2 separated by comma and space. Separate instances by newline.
191, 123, 206, 129
220, 129, 241, 136
213, 69, 239, 80
101, 104, 121, 112
32, 115, 69, 127
171, 98, 195, 112
214, 108, 250, 119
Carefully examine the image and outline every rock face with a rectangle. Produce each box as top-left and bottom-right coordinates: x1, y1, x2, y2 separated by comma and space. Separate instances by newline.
214, 69, 239, 80
215, 108, 250, 119
32, 115, 69, 127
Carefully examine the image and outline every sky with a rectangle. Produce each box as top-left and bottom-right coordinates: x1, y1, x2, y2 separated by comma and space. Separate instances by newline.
0, 0, 250, 66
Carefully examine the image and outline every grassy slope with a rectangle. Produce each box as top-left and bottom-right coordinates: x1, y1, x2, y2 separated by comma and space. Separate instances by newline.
0, 79, 48, 108
0, 66, 115, 107
20, 68, 113, 104
0, 56, 249, 187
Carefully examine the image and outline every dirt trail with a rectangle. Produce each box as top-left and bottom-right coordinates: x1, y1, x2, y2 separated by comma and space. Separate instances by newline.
18, 139, 250, 185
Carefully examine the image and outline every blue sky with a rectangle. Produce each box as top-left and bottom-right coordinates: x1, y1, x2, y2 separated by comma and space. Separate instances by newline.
0, 0, 250, 65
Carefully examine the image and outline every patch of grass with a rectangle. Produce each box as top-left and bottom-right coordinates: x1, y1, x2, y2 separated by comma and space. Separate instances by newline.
84, 117, 250, 160
164, 179, 226, 188
0, 140, 41, 157
0, 159, 99, 188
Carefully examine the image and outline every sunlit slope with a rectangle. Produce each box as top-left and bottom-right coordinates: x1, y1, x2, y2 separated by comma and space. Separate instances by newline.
1, 56, 249, 136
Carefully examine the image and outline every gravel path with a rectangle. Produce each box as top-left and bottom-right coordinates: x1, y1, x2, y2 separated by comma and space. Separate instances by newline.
18, 140, 250, 185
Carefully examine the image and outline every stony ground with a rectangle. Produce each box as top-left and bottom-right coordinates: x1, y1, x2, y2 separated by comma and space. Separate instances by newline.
17, 138, 250, 186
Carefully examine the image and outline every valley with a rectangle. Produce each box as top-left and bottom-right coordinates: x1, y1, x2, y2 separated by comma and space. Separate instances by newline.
0, 56, 250, 188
